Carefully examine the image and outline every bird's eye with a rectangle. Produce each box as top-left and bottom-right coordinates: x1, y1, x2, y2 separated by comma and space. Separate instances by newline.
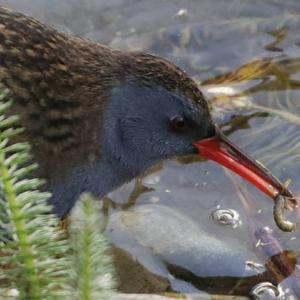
170, 115, 187, 132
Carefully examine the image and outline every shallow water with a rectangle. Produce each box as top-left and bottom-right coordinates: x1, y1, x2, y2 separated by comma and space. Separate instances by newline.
2, 0, 300, 298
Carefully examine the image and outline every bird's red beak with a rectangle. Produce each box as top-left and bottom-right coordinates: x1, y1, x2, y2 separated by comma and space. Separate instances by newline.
193, 125, 292, 200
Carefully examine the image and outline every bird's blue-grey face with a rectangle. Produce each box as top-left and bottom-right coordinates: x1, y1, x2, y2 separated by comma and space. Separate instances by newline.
101, 81, 215, 177
100, 79, 293, 217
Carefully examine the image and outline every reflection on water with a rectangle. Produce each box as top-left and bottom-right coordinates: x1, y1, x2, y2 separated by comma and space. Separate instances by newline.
2, 0, 300, 298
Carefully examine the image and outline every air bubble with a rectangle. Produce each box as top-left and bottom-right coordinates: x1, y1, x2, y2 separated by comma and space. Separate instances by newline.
250, 282, 282, 299
211, 208, 241, 228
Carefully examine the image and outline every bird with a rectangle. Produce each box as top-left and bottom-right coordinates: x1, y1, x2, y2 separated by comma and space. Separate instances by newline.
0, 6, 294, 223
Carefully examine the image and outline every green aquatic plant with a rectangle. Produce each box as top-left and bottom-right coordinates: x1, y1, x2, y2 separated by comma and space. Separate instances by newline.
0, 88, 116, 300
69, 193, 116, 300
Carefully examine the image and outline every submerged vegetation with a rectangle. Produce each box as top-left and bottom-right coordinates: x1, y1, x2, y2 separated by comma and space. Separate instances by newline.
0, 88, 116, 299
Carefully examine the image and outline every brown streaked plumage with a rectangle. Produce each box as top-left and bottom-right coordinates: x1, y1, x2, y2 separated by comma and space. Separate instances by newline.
0, 6, 206, 178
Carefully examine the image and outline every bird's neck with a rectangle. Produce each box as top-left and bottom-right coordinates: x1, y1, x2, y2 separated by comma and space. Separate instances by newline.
46, 157, 132, 218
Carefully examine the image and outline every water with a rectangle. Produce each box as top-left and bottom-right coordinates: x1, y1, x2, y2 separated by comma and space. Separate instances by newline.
1, 0, 300, 298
